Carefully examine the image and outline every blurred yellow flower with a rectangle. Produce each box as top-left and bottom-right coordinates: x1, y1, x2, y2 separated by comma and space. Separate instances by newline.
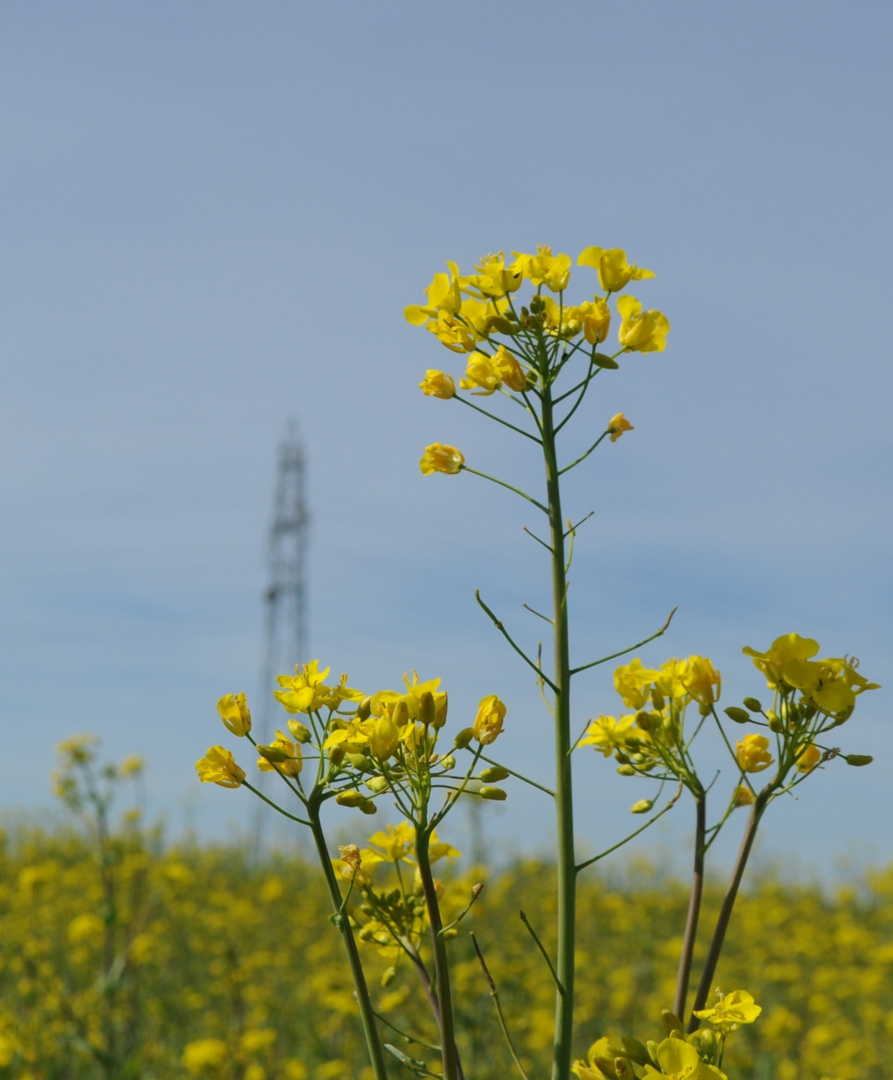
614, 659, 660, 710
643, 1035, 724, 1080
195, 746, 246, 788
404, 262, 463, 324
684, 655, 722, 706
694, 989, 762, 1033
182, 1038, 228, 1074
578, 246, 655, 292
217, 692, 252, 737
736, 733, 773, 774
472, 694, 506, 745
580, 714, 637, 757
419, 370, 456, 398
511, 245, 572, 291
732, 784, 755, 807
795, 742, 822, 773
617, 295, 669, 353
420, 443, 464, 475
607, 413, 634, 443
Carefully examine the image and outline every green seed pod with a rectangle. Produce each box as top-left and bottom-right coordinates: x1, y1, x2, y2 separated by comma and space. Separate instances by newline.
592, 352, 620, 369
479, 786, 507, 802
844, 754, 873, 766
441, 927, 459, 940
480, 766, 510, 782
365, 776, 389, 794
724, 707, 751, 724
454, 727, 475, 749
358, 799, 378, 815
616, 764, 636, 776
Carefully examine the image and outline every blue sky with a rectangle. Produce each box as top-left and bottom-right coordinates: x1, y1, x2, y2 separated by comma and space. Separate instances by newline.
2, 2, 891, 877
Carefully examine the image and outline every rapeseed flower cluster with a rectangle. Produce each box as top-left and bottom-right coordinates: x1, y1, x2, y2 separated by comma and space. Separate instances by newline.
408, 244, 669, 478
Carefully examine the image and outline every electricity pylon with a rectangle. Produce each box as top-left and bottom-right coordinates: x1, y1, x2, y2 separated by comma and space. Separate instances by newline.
257, 420, 310, 745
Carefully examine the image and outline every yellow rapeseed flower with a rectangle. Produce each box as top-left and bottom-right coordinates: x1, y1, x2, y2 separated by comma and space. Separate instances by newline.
578, 246, 655, 293
580, 714, 637, 757
694, 989, 762, 1034
217, 692, 252, 737
195, 746, 246, 788
607, 413, 634, 443
795, 743, 822, 773
419, 370, 456, 398
419, 443, 464, 475
617, 295, 670, 353
472, 694, 506, 745
735, 733, 774, 774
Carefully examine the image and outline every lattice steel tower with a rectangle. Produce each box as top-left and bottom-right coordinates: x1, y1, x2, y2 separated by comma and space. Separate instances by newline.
257, 420, 310, 743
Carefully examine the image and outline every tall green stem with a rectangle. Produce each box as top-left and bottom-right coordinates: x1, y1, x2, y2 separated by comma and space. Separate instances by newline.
542, 386, 576, 1080
687, 793, 769, 1031
417, 826, 463, 1080
673, 792, 705, 1021
307, 794, 390, 1080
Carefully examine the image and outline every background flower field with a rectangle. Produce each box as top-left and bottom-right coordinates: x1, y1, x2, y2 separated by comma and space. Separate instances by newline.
3, 820, 891, 1080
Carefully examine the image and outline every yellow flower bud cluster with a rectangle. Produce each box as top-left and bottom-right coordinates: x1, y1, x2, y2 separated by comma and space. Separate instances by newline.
573, 991, 761, 1080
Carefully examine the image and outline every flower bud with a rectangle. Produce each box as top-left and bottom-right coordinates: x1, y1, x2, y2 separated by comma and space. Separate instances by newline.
347, 753, 374, 772
614, 1057, 635, 1080
335, 790, 365, 807
381, 966, 397, 987
661, 1010, 684, 1037
441, 927, 459, 940
257, 743, 289, 763
635, 711, 660, 733
592, 352, 620, 369
743, 697, 763, 713
844, 754, 873, 766
287, 719, 312, 743
650, 687, 665, 711
616, 764, 636, 776
433, 692, 449, 729
767, 711, 784, 733
621, 1038, 650, 1066
357, 697, 373, 721
479, 786, 507, 801
480, 766, 510, 782
366, 776, 389, 793
358, 799, 378, 815
630, 799, 653, 814
391, 699, 409, 727
439, 754, 456, 771
328, 746, 345, 767
419, 691, 436, 728
454, 727, 475, 749
724, 707, 751, 724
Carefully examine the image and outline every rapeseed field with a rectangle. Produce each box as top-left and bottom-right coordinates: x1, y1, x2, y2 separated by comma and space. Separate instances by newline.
2, 820, 891, 1079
